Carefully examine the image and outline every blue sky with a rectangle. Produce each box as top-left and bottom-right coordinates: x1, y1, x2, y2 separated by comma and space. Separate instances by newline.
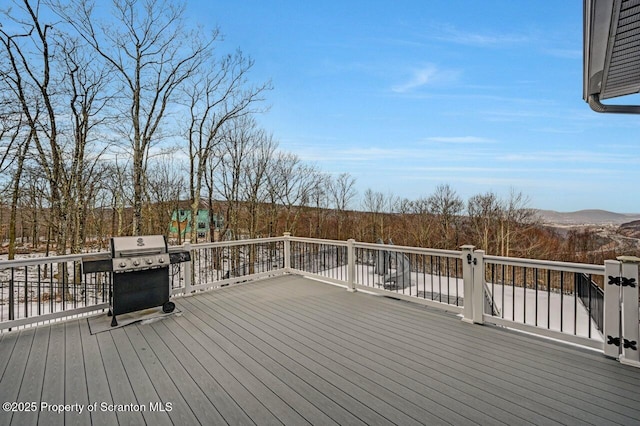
189, 1, 640, 213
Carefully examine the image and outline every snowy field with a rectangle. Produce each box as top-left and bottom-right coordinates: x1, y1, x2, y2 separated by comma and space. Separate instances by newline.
302, 262, 602, 342
485, 282, 600, 339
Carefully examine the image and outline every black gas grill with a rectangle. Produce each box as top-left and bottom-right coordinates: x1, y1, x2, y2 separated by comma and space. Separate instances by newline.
83, 235, 190, 327
109, 235, 173, 326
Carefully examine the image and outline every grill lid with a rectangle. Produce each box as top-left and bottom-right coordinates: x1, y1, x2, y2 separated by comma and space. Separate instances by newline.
111, 235, 168, 257
110, 235, 170, 273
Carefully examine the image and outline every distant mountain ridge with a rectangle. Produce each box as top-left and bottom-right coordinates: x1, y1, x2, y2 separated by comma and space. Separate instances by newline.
536, 209, 640, 225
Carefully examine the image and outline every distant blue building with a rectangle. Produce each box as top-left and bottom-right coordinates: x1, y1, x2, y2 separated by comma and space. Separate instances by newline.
169, 209, 224, 241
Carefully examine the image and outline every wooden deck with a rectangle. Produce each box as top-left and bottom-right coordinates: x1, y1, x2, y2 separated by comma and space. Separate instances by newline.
1, 274, 640, 425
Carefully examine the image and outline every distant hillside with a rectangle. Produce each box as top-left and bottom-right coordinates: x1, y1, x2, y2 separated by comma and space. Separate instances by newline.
537, 209, 640, 225
619, 220, 640, 239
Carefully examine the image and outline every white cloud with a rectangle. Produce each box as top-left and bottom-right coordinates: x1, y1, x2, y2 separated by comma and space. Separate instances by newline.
432, 23, 532, 47
496, 150, 640, 165
542, 48, 582, 59
391, 65, 459, 93
423, 136, 495, 144
337, 147, 417, 160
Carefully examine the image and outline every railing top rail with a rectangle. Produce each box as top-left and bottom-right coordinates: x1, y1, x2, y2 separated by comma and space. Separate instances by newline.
189, 236, 285, 250
0, 236, 609, 278
354, 241, 461, 258
484, 254, 605, 275
0, 252, 87, 268
0, 237, 286, 269
288, 236, 349, 247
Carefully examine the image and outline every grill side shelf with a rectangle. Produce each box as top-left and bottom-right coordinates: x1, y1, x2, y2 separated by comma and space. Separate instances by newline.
82, 254, 113, 273
81, 248, 190, 274
170, 251, 191, 264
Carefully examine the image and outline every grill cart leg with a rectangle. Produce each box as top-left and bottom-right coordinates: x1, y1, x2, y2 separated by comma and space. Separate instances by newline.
111, 315, 118, 327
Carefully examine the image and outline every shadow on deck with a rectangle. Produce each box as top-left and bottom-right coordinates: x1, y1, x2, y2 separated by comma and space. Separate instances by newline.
1, 274, 639, 425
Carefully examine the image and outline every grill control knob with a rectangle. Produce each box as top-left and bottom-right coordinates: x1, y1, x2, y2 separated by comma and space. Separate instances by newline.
119, 261, 127, 268
145, 258, 153, 265
158, 257, 165, 264
133, 259, 140, 266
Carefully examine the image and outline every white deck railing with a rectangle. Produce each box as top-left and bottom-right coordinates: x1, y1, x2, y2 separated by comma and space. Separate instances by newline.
0, 234, 638, 367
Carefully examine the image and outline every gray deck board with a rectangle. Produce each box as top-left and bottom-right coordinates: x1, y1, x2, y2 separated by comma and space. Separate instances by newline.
286, 286, 623, 425
216, 285, 526, 426
167, 314, 285, 424
168, 314, 293, 425
179, 298, 338, 425
194, 289, 465, 425
13, 326, 48, 426
307, 288, 640, 423
108, 327, 172, 425
135, 322, 230, 425
278, 286, 631, 424
0, 331, 18, 375
122, 325, 200, 425
219, 281, 549, 425
1, 329, 34, 425
185, 291, 403, 425
179, 296, 355, 426
95, 331, 145, 425
175, 298, 375, 426
78, 315, 118, 426
153, 321, 254, 425
39, 323, 65, 426
181, 295, 386, 425
1, 274, 640, 425
64, 321, 91, 426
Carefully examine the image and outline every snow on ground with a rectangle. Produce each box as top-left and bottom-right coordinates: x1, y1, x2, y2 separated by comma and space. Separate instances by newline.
354, 263, 464, 302
486, 283, 601, 341
307, 262, 602, 341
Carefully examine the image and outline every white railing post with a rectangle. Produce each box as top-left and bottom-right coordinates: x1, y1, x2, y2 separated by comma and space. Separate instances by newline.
619, 256, 640, 367
460, 245, 475, 323
183, 242, 193, 295
472, 250, 485, 324
604, 260, 621, 358
347, 238, 356, 292
283, 233, 291, 272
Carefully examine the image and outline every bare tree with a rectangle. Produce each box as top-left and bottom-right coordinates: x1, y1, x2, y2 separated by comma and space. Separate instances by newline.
399, 196, 435, 247
427, 184, 464, 248
499, 189, 537, 257
104, 160, 133, 237
1, 0, 69, 255
0, 74, 32, 259
60, 37, 112, 252
240, 129, 276, 273
147, 155, 186, 238
308, 172, 331, 238
467, 191, 502, 253
361, 188, 385, 240
217, 117, 250, 239
184, 52, 269, 242
328, 172, 357, 239
240, 130, 277, 239
268, 152, 318, 234
55, 0, 215, 235
0, 2, 115, 261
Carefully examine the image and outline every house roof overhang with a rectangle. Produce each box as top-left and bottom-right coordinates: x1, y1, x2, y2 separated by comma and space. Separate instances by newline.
583, 0, 640, 113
